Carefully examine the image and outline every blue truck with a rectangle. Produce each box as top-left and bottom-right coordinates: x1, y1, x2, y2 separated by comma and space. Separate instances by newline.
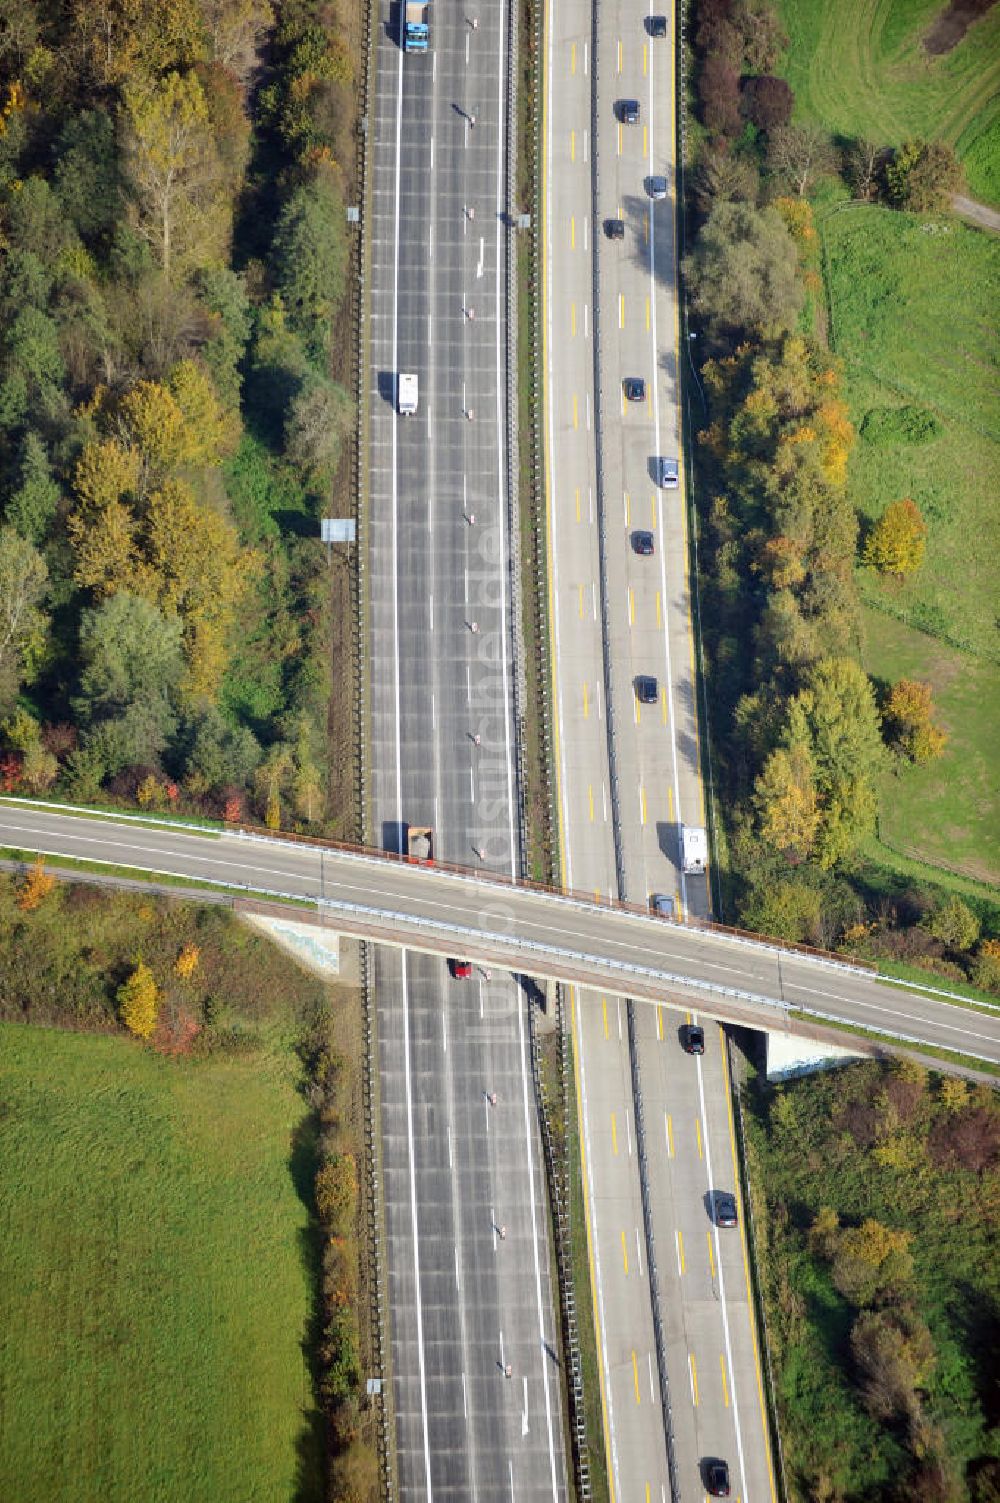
401, 0, 430, 51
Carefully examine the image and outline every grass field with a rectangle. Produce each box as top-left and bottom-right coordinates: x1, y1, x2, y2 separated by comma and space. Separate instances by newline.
778, 0, 1000, 203
861, 608, 1000, 886
0, 1024, 323, 1503
821, 204, 1000, 665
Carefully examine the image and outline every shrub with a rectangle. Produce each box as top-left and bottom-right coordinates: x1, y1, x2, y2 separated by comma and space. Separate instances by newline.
864, 498, 928, 577
926, 895, 980, 953
117, 959, 160, 1039
859, 406, 941, 447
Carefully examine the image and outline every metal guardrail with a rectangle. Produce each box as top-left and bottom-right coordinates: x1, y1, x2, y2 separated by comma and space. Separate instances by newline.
627, 1000, 681, 1503
361, 939, 395, 1500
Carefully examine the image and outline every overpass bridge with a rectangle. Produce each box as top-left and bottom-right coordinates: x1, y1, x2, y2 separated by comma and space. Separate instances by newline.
2, 800, 997, 1067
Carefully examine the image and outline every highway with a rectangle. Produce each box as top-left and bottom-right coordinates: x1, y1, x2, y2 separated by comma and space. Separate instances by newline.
365, 3, 566, 1497
592, 9, 777, 1503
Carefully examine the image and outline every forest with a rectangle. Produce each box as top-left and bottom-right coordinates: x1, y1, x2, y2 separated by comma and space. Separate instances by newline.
0, 0, 357, 833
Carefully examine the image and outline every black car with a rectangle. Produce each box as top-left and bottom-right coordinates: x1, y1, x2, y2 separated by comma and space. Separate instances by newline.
623, 377, 646, 402
635, 675, 658, 705
682, 1024, 705, 1055
632, 530, 655, 556
715, 1193, 738, 1229
605, 217, 625, 240
618, 98, 640, 124
706, 1459, 731, 1497
647, 14, 667, 37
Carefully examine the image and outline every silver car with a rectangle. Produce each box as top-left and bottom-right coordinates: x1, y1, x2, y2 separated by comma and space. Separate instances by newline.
656, 456, 679, 489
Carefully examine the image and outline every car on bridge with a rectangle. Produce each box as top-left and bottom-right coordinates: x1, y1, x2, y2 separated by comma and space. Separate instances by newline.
632, 529, 655, 555
605, 217, 625, 240
635, 675, 658, 705
647, 14, 667, 36
617, 98, 640, 124
623, 376, 646, 402
646, 174, 668, 200
448, 959, 472, 979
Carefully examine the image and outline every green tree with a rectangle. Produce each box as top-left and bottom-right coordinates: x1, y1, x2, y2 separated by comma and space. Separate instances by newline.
123, 69, 221, 281
5, 431, 61, 543
53, 110, 123, 244
196, 266, 251, 408
685, 201, 802, 340
284, 375, 354, 489
927, 895, 980, 953
0, 526, 48, 712
3, 306, 66, 391
754, 740, 819, 859
740, 877, 823, 945
75, 592, 184, 726
864, 498, 927, 577
787, 657, 886, 867
117, 958, 160, 1039
270, 173, 348, 363
971, 941, 1000, 996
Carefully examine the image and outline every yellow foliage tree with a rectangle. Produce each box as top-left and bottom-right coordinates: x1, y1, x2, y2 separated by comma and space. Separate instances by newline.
73, 439, 141, 510
17, 856, 57, 912
754, 741, 819, 859
174, 942, 200, 980
864, 499, 927, 577
168, 360, 240, 464
117, 960, 160, 1039
116, 381, 188, 486
884, 679, 947, 763
68, 498, 139, 599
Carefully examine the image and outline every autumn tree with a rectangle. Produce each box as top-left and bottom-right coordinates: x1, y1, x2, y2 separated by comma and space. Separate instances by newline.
315, 1153, 356, 1236
828, 1217, 914, 1307
693, 144, 760, 213
698, 53, 741, 135
740, 75, 793, 131
70, 0, 205, 88
883, 679, 947, 763
685, 201, 802, 340
0, 527, 48, 712
864, 498, 928, 577
123, 70, 222, 281
851, 1308, 935, 1422
202, 0, 274, 79
767, 122, 839, 197
17, 855, 57, 911
118, 958, 160, 1039
887, 139, 965, 214
847, 137, 883, 202
174, 942, 200, 979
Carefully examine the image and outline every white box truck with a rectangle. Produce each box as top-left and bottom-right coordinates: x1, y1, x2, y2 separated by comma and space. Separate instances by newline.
680, 825, 708, 876
398, 373, 418, 416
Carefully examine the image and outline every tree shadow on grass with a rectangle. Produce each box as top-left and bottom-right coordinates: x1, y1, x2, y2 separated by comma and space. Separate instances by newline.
289, 1112, 327, 1503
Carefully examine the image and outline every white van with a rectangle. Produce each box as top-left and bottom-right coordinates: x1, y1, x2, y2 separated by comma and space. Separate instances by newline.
398, 373, 419, 416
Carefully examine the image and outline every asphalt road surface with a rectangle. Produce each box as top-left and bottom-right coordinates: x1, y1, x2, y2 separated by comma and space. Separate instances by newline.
365, 2, 566, 1497
2, 804, 996, 1064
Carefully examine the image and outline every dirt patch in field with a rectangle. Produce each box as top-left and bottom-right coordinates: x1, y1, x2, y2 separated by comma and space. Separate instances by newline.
924, 0, 996, 55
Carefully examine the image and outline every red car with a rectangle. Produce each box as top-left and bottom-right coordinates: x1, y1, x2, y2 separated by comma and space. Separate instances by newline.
449, 959, 472, 979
